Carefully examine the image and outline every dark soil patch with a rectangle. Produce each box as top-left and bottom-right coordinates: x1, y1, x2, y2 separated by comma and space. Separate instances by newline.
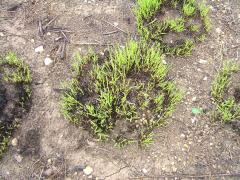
19, 129, 40, 156
0, 83, 7, 112
234, 88, 240, 103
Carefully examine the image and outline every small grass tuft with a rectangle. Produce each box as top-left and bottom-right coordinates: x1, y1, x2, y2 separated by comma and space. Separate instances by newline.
61, 41, 183, 147
211, 60, 240, 130
0, 52, 32, 159
135, 0, 211, 56
182, 0, 196, 17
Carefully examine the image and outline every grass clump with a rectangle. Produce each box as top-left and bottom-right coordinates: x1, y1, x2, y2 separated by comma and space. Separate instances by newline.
0, 52, 32, 158
211, 61, 240, 130
134, 0, 211, 56
61, 41, 183, 147
182, 0, 196, 17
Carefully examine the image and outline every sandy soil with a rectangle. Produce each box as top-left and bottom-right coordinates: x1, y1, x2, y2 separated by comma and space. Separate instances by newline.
0, 0, 240, 179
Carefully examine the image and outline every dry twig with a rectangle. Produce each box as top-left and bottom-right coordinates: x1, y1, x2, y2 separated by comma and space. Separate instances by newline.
101, 19, 128, 35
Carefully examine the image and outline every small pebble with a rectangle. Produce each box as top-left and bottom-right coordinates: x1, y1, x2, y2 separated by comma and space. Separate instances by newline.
14, 154, 23, 163
113, 22, 119, 26
43, 168, 53, 176
203, 76, 208, 81
88, 175, 93, 179
183, 144, 189, 149
44, 57, 53, 66
172, 166, 177, 172
11, 138, 18, 146
83, 166, 93, 176
180, 134, 186, 138
192, 96, 197, 102
191, 117, 197, 123
47, 159, 52, 164
35, 46, 44, 53
0, 32, 4, 37
216, 28, 221, 34
199, 59, 207, 64
142, 168, 148, 174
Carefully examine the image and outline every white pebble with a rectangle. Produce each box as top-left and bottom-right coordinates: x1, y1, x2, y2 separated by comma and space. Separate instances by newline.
113, 22, 119, 27
83, 166, 93, 176
172, 167, 177, 172
0, 32, 4, 37
180, 134, 186, 138
14, 154, 23, 163
35, 46, 44, 53
199, 59, 207, 64
191, 117, 197, 124
44, 57, 53, 66
11, 138, 18, 146
192, 96, 197, 102
142, 168, 148, 174
216, 28, 221, 34
203, 76, 208, 81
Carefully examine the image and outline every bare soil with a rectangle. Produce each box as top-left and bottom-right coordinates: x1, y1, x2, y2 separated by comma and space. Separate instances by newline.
0, 0, 240, 179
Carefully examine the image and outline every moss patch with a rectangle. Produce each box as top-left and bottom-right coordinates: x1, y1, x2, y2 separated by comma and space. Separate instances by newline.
0, 52, 32, 158
61, 41, 183, 147
135, 0, 211, 56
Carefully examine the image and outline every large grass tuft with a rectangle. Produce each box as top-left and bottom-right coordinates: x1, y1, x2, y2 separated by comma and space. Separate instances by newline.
61, 41, 183, 147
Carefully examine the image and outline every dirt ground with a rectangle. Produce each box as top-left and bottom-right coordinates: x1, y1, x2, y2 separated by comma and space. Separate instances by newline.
0, 0, 240, 179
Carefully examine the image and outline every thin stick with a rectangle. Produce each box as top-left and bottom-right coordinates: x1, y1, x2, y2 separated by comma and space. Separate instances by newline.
44, 15, 59, 29
47, 29, 72, 33
72, 42, 113, 46
129, 173, 240, 179
60, 31, 69, 42
103, 30, 119, 35
38, 20, 44, 37
38, 168, 44, 180
105, 166, 129, 178
60, 40, 67, 60
101, 19, 128, 35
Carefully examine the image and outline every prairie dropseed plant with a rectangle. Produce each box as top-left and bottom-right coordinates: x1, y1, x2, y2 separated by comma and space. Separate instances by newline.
211, 61, 240, 130
0, 52, 32, 158
134, 0, 211, 56
61, 41, 183, 147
